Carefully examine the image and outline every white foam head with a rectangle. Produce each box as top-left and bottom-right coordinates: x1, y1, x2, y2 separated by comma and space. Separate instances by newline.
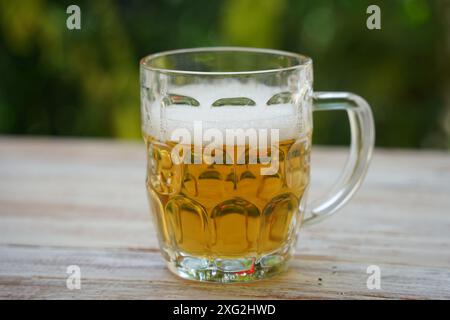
142, 82, 311, 141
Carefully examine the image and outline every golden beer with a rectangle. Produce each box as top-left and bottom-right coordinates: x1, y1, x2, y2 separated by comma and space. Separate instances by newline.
145, 134, 311, 259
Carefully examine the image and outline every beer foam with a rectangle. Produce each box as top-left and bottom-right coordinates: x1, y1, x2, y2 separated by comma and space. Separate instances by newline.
142, 82, 310, 141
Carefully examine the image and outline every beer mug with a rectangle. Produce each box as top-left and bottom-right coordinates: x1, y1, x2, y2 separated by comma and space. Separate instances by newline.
140, 47, 374, 282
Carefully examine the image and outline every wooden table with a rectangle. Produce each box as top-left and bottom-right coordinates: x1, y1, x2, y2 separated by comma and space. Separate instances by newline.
0, 137, 449, 300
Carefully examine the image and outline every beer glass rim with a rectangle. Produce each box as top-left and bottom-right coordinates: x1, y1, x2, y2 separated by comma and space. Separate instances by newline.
140, 47, 312, 76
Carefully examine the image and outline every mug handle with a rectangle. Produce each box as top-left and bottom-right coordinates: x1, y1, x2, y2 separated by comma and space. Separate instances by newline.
302, 91, 375, 226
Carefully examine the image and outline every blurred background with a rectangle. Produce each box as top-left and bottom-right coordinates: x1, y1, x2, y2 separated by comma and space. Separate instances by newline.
0, 0, 449, 148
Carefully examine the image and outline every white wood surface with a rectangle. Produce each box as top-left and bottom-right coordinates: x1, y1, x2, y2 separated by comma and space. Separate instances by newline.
0, 137, 449, 299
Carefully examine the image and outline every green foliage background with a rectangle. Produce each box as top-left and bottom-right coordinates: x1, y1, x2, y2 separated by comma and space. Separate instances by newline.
0, 0, 449, 148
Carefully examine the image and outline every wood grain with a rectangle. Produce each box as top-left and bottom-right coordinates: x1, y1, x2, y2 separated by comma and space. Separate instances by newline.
0, 136, 449, 299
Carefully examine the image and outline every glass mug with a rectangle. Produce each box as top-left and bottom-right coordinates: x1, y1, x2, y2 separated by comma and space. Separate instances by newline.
140, 47, 374, 283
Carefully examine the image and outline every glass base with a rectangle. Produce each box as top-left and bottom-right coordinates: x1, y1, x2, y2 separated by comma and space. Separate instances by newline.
165, 249, 291, 283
